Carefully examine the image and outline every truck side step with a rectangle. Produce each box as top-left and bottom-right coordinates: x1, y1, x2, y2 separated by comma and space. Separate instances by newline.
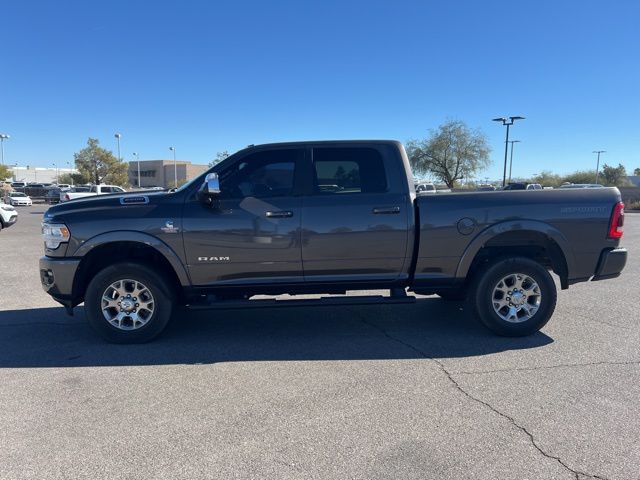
186, 294, 416, 311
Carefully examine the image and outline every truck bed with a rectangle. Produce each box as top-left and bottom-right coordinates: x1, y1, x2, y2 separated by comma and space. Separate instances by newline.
413, 187, 623, 286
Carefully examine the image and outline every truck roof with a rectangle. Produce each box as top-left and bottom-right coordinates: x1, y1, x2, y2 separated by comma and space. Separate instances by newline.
245, 139, 403, 149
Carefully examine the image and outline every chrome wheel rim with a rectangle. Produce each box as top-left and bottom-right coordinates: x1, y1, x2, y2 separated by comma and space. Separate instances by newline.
492, 273, 541, 323
101, 279, 155, 330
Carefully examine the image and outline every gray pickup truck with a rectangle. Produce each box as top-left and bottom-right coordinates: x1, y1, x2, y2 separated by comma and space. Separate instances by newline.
39, 140, 627, 343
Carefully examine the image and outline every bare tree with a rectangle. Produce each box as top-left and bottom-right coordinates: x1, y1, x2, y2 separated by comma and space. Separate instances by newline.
406, 120, 491, 188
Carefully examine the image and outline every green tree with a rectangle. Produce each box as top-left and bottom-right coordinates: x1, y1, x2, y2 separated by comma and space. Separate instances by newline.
57, 172, 89, 185
634, 167, 640, 176
209, 150, 230, 168
562, 170, 596, 185
1, 182, 11, 199
0, 164, 11, 181
74, 138, 129, 186
406, 120, 491, 188
600, 163, 628, 187
531, 170, 562, 187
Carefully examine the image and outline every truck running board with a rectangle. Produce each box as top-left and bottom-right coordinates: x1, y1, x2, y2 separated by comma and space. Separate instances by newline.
186, 294, 416, 311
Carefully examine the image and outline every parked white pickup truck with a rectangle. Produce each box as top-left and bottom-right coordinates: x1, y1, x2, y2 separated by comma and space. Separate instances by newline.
60, 185, 126, 202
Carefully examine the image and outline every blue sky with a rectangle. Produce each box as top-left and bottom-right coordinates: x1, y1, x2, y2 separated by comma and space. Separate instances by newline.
1, 0, 639, 180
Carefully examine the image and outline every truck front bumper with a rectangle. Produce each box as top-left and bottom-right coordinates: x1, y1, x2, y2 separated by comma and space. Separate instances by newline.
592, 248, 627, 281
39, 256, 81, 308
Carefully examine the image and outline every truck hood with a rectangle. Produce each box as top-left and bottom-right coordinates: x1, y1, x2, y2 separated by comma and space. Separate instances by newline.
44, 191, 171, 221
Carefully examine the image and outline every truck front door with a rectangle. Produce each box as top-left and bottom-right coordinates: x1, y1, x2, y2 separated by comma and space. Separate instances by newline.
182, 148, 305, 286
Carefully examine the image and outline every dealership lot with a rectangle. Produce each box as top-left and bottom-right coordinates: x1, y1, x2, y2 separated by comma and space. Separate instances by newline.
1, 206, 638, 480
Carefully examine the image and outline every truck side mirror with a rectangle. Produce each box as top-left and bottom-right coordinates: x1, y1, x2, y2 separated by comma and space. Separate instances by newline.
198, 172, 221, 204
203, 173, 220, 195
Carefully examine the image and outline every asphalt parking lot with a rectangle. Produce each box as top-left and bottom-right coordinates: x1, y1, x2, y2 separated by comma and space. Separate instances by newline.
0, 205, 638, 480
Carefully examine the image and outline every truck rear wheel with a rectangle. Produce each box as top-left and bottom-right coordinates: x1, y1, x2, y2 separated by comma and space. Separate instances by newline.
84, 262, 174, 343
472, 256, 557, 336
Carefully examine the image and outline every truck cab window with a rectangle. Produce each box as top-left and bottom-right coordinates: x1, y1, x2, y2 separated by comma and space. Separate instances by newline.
218, 149, 301, 199
313, 147, 387, 194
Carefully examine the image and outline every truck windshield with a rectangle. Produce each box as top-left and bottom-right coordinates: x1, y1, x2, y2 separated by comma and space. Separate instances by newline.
174, 171, 209, 193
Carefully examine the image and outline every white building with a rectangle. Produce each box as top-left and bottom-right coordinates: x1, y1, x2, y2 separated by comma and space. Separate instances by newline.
9, 166, 77, 184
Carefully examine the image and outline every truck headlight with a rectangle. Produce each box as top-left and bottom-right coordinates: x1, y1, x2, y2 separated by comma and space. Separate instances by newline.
42, 223, 70, 249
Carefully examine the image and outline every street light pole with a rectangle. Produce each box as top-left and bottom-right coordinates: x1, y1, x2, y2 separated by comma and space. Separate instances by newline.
114, 133, 122, 161
593, 150, 605, 184
169, 146, 177, 188
492, 116, 525, 187
133, 152, 141, 188
508, 140, 521, 183
0, 133, 10, 166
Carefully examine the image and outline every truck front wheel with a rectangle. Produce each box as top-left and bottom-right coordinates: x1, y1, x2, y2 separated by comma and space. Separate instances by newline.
472, 256, 557, 336
84, 262, 174, 343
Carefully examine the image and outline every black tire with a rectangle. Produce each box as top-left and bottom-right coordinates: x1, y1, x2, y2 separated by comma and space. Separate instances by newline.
472, 256, 557, 336
84, 262, 174, 343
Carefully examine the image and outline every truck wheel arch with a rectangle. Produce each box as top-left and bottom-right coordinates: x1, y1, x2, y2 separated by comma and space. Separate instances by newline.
71, 232, 191, 304
456, 220, 574, 289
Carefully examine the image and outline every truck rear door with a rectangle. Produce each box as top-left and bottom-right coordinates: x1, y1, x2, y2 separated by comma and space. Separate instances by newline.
301, 145, 411, 283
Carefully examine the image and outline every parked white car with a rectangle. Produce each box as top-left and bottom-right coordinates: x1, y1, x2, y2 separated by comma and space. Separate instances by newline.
6, 191, 33, 206
0, 201, 18, 231
61, 184, 126, 202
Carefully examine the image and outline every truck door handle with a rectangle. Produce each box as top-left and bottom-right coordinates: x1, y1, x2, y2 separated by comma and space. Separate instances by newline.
265, 210, 293, 218
372, 206, 400, 214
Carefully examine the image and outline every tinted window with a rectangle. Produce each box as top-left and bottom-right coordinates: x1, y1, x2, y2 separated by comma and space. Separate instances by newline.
313, 147, 387, 194
219, 149, 301, 198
